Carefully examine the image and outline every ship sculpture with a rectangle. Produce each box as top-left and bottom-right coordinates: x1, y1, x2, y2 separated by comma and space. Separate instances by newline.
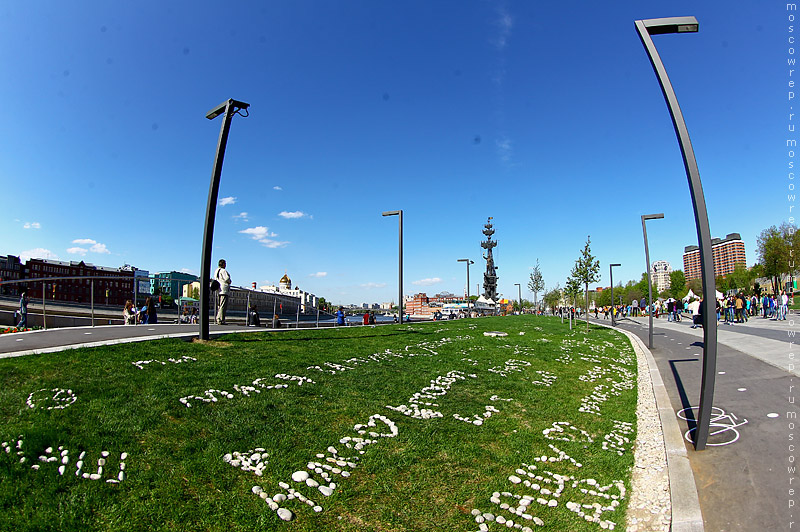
481, 217, 499, 302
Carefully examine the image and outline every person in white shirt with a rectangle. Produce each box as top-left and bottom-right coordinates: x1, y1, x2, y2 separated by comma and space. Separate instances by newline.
214, 259, 231, 325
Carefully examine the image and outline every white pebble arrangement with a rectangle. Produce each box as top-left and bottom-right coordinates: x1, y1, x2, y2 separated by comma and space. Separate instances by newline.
223, 447, 268, 476
542, 421, 594, 444
453, 405, 500, 426
4, 436, 129, 484
386, 371, 472, 419
483, 331, 509, 337
132, 355, 196, 370
26, 388, 77, 410
305, 337, 456, 376
258, 414, 398, 522
487, 359, 530, 377
530, 371, 557, 387
578, 366, 635, 416
578, 366, 609, 383
602, 421, 633, 455
461, 357, 479, 366
179, 374, 313, 407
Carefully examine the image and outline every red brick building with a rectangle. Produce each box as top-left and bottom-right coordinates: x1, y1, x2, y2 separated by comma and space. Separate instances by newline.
23, 259, 134, 306
405, 292, 462, 317
683, 233, 746, 280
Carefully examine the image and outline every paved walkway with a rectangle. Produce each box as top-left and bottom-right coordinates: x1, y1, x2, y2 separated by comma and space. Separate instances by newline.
0, 323, 258, 358
593, 314, 794, 531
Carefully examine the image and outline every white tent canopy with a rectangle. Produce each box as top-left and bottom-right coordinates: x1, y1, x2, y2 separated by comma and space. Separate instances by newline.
682, 289, 696, 302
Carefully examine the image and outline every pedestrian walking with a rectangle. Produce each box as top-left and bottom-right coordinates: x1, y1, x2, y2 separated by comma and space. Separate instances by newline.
214, 259, 231, 325
336, 307, 346, 326
123, 300, 137, 325
17, 292, 28, 328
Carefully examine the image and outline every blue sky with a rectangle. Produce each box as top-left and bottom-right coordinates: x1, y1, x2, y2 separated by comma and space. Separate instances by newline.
0, 1, 788, 305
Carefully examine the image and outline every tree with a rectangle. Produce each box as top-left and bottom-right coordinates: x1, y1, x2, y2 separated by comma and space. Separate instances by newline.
668, 270, 686, 300
565, 276, 582, 307
543, 283, 561, 312
191, 286, 200, 300
757, 223, 798, 294
318, 297, 327, 311
570, 236, 600, 332
527, 259, 545, 312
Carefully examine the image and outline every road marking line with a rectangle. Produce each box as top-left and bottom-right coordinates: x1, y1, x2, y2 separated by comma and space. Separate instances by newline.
16, 339, 23, 342
767, 413, 779, 418
84, 332, 92, 335
737, 388, 746, 392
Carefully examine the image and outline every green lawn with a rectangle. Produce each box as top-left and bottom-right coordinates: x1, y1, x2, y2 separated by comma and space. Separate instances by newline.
0, 316, 638, 531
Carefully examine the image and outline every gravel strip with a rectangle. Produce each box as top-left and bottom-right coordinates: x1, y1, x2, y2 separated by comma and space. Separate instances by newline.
625, 331, 671, 531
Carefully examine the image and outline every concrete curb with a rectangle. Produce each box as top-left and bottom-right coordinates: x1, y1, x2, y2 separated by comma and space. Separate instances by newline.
605, 323, 705, 532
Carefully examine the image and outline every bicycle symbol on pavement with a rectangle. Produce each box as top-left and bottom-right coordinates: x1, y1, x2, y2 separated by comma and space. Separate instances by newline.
676, 406, 747, 446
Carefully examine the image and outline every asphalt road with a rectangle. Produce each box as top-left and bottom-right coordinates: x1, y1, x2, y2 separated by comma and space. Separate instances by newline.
600, 314, 793, 531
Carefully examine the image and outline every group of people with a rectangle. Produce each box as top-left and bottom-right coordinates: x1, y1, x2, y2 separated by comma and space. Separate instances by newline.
123, 297, 158, 325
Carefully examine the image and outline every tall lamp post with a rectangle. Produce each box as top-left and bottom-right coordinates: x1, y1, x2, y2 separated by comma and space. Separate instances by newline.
609, 263, 621, 326
457, 259, 474, 316
382, 210, 403, 324
642, 213, 664, 348
636, 16, 717, 450
514, 283, 522, 314
199, 98, 250, 341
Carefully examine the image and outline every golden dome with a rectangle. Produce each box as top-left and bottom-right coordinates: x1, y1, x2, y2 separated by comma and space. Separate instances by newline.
279, 273, 291, 286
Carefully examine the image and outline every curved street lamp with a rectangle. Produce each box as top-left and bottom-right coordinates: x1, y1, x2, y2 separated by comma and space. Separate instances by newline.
457, 259, 474, 315
636, 16, 717, 450
199, 99, 250, 341
609, 263, 621, 326
382, 210, 403, 324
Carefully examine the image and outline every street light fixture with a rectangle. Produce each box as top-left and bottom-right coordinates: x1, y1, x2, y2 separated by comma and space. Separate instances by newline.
514, 283, 522, 315
609, 263, 621, 326
641, 213, 664, 349
457, 259, 474, 316
636, 16, 717, 450
199, 98, 250, 341
382, 210, 403, 324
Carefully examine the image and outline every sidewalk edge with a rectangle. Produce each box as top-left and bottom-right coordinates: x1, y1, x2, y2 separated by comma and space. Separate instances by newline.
603, 323, 705, 532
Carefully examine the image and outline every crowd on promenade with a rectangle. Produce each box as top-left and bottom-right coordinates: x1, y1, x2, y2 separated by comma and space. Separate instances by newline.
595, 290, 791, 326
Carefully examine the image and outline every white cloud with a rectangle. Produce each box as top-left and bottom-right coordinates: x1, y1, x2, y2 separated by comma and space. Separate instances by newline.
73, 238, 96, 245
273, 186, 282, 191
279, 211, 308, 219
233, 212, 249, 222
20, 248, 59, 262
239, 226, 288, 248
240, 226, 277, 239
219, 196, 236, 206
491, 7, 513, 50
23, 222, 41, 229
360, 282, 386, 289
412, 277, 442, 286
180, 268, 198, 275
258, 239, 289, 248
90, 243, 110, 254
496, 136, 513, 163
308, 272, 327, 278
67, 247, 88, 256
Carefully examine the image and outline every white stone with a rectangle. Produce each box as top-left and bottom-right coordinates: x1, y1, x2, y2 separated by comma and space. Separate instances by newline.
118, 472, 125, 481
313, 505, 323, 513
120, 452, 128, 460
277, 508, 294, 521
252, 486, 263, 495
58, 465, 65, 475
98, 458, 106, 466
306, 478, 319, 488
101, 451, 110, 457
90, 474, 101, 480
292, 470, 310, 482
509, 475, 521, 484
273, 493, 287, 503
318, 485, 334, 497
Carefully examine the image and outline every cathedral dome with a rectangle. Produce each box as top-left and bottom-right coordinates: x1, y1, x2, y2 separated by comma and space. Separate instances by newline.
279, 273, 292, 289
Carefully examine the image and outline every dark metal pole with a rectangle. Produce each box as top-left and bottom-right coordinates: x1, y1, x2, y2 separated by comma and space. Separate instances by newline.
383, 210, 403, 324
42, 282, 46, 330
399, 210, 403, 324
458, 259, 473, 317
90, 279, 94, 327
641, 214, 663, 348
610, 264, 620, 326
199, 99, 249, 341
636, 17, 716, 450
514, 283, 522, 314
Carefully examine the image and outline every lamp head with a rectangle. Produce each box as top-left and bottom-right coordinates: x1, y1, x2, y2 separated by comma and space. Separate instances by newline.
206, 99, 251, 120
642, 213, 665, 221
640, 16, 698, 35
457, 258, 474, 265
382, 210, 401, 217
610, 263, 621, 267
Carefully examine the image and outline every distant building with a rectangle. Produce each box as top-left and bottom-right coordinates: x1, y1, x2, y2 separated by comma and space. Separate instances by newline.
152, 271, 199, 300
260, 273, 318, 313
683, 233, 746, 280
24, 259, 134, 306
406, 292, 465, 317
651, 260, 672, 293
0, 255, 23, 297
